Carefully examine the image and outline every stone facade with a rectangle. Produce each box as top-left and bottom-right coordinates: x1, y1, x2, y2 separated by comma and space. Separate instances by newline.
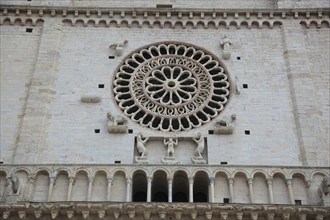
0, 0, 329, 219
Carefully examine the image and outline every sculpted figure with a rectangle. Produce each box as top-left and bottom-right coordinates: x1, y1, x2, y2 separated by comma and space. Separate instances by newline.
136, 133, 149, 158
4, 174, 22, 202
193, 132, 204, 158
214, 114, 237, 134
164, 137, 178, 158
107, 112, 127, 126
317, 176, 330, 205
220, 35, 232, 60
109, 40, 128, 56
217, 114, 236, 127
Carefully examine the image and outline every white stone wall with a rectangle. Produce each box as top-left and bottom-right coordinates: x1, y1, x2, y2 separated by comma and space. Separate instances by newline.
0, 11, 329, 166
0, 25, 41, 162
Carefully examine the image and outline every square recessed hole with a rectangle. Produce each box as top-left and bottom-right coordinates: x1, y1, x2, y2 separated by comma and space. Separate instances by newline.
208, 130, 214, 134
0, 161, 3, 164
245, 130, 250, 135
128, 129, 133, 134
156, 4, 172, 8
98, 84, 104, 88
237, 56, 241, 60
223, 198, 230, 203
220, 162, 228, 165
27, 0, 31, 1
295, 200, 302, 205
114, 160, 121, 164
108, 56, 115, 59
26, 28, 33, 33
94, 129, 100, 133
243, 84, 248, 89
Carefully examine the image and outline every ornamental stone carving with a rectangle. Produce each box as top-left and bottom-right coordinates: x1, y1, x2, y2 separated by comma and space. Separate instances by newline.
109, 40, 128, 56
107, 112, 128, 133
4, 174, 22, 203
214, 114, 237, 134
191, 132, 206, 164
112, 42, 232, 132
162, 137, 179, 164
135, 133, 149, 164
317, 176, 330, 205
220, 35, 232, 60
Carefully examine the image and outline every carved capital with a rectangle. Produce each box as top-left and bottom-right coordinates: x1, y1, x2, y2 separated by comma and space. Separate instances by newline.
68, 176, 75, 183
248, 178, 253, 185
286, 179, 292, 186
266, 178, 273, 186
49, 176, 56, 183
228, 178, 234, 185
209, 177, 215, 184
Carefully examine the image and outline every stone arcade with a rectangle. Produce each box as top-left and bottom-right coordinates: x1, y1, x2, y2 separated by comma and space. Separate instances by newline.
0, 0, 329, 219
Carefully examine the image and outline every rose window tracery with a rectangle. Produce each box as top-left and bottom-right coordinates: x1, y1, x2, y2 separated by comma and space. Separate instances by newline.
112, 42, 231, 132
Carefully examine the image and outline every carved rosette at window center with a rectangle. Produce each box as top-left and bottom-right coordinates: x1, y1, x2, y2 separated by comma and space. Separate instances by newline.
113, 42, 231, 132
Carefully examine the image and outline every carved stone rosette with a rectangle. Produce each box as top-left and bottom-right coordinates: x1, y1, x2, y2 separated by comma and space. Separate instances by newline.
112, 41, 231, 132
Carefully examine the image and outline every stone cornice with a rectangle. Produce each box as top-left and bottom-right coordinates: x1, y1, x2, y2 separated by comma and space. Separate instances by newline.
1, 202, 329, 219
1, 5, 329, 19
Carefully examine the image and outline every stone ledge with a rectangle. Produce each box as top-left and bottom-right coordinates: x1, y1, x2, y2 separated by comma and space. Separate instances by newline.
0, 202, 329, 219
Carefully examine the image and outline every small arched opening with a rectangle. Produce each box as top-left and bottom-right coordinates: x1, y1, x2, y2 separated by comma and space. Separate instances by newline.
173, 171, 189, 202
152, 170, 168, 202
132, 171, 147, 202
193, 171, 209, 202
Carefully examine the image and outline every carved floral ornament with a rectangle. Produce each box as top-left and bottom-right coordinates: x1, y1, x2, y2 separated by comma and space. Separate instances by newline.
112, 42, 232, 132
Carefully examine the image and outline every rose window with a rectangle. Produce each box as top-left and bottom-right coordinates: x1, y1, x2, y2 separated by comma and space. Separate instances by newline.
112, 42, 231, 132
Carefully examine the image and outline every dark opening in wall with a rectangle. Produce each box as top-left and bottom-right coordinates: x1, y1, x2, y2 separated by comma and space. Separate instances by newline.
223, 198, 230, 203
243, 84, 248, 89
26, 28, 33, 33
114, 160, 121, 164
220, 162, 228, 165
0, 162, 3, 164
94, 129, 100, 133
208, 130, 214, 135
156, 4, 172, 8
245, 130, 250, 135
237, 57, 241, 60
98, 84, 104, 88
109, 56, 115, 59
27, 0, 31, 1
295, 200, 302, 205
128, 129, 133, 134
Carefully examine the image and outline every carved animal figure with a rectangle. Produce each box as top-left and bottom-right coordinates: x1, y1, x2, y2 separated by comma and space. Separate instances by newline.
217, 114, 236, 127
11, 175, 21, 195
107, 112, 127, 126
136, 133, 149, 158
164, 137, 178, 158
109, 40, 128, 49
317, 176, 330, 205
193, 132, 204, 158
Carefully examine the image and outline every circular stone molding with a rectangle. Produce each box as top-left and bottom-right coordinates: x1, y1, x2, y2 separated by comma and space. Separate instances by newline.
112, 41, 231, 132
